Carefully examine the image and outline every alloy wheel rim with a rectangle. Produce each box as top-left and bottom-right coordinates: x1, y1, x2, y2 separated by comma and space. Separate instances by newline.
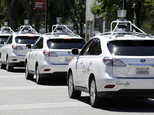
36, 66, 39, 82
25, 63, 28, 77
90, 80, 96, 105
68, 74, 73, 96
6, 58, 9, 70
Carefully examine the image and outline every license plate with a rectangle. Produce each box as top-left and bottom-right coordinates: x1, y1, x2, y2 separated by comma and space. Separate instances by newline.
65, 57, 73, 62
136, 68, 149, 75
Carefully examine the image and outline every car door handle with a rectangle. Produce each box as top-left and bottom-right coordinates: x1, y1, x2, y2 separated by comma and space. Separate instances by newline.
80, 60, 83, 65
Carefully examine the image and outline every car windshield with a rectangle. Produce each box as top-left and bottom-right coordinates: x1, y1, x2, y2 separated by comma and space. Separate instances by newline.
0, 36, 9, 42
15, 36, 39, 44
47, 39, 85, 49
108, 40, 154, 56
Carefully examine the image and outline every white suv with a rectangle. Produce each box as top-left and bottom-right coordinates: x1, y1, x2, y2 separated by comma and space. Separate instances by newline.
0, 23, 14, 59
67, 12, 154, 107
25, 25, 85, 84
0, 23, 40, 71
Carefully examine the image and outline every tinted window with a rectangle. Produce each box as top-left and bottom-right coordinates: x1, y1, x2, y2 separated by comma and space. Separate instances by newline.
0, 36, 9, 42
33, 37, 43, 49
80, 39, 93, 55
80, 38, 101, 55
108, 40, 154, 56
47, 39, 85, 49
15, 36, 39, 44
88, 38, 102, 55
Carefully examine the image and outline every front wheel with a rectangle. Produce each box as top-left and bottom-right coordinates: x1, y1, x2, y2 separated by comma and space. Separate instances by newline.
89, 78, 101, 107
6, 57, 13, 71
68, 72, 81, 99
25, 62, 33, 80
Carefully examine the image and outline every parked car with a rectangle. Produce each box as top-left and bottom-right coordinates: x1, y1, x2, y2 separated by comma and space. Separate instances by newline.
0, 22, 14, 59
67, 11, 154, 107
0, 21, 40, 71
25, 25, 85, 84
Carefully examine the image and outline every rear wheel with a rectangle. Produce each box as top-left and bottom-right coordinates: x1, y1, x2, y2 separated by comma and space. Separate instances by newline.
25, 62, 33, 80
89, 78, 101, 107
35, 64, 43, 84
68, 72, 81, 99
6, 57, 13, 71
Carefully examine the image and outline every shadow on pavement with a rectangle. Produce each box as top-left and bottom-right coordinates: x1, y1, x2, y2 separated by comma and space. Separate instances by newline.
77, 96, 154, 112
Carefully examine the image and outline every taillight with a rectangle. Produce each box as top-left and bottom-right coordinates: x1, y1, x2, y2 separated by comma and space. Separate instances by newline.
12, 45, 23, 50
43, 50, 58, 57
103, 57, 126, 67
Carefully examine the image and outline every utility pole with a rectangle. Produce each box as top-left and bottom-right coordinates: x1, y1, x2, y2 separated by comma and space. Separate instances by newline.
45, 0, 48, 33
123, 0, 126, 10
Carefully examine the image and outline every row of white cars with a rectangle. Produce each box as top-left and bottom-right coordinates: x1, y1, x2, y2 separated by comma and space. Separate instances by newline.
1, 10, 154, 108
0, 22, 85, 83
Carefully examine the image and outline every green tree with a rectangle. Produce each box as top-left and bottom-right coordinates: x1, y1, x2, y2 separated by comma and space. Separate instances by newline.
70, 0, 86, 36
91, 0, 154, 29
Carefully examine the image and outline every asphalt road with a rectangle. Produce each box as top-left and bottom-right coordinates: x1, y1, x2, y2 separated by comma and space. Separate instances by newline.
0, 67, 154, 115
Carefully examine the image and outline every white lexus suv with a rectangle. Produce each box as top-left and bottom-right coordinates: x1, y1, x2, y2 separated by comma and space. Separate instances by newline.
25, 25, 85, 84
0, 22, 14, 59
0, 20, 40, 71
67, 10, 154, 107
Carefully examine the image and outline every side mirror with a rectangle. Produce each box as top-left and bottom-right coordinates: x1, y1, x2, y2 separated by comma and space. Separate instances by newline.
1, 41, 4, 44
71, 48, 79, 55
26, 44, 31, 49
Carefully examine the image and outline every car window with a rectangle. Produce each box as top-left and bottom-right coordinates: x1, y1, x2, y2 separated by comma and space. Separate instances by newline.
47, 38, 85, 49
33, 37, 43, 49
88, 38, 102, 55
6, 35, 12, 44
108, 40, 154, 56
15, 36, 39, 44
0, 36, 10, 42
80, 38, 102, 55
80, 39, 93, 55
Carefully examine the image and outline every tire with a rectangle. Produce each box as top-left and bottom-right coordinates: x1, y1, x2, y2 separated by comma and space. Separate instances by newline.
35, 64, 43, 84
6, 57, 13, 71
68, 72, 81, 99
89, 78, 101, 107
25, 62, 33, 80
0, 62, 6, 69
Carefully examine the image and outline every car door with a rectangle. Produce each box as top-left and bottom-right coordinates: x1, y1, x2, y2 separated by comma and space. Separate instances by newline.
28, 37, 43, 72
75, 39, 93, 87
76, 38, 102, 87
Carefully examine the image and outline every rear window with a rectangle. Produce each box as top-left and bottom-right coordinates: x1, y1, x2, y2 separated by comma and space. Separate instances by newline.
15, 36, 39, 44
47, 39, 85, 49
108, 40, 154, 56
0, 36, 9, 42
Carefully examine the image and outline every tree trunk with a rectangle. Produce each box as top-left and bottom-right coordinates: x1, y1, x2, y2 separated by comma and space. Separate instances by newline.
5, 0, 18, 31
35, 11, 40, 32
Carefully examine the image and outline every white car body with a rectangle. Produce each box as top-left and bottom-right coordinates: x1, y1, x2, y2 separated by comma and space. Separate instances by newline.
0, 24, 40, 71
67, 19, 154, 107
0, 26, 14, 59
25, 25, 85, 84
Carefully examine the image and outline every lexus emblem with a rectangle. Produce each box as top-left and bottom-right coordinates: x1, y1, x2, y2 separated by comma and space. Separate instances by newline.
68, 51, 71, 54
140, 59, 146, 63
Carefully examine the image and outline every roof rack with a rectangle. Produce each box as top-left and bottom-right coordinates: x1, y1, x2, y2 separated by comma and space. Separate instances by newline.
18, 25, 39, 34
45, 25, 79, 37
18, 20, 39, 35
101, 10, 152, 38
0, 22, 14, 34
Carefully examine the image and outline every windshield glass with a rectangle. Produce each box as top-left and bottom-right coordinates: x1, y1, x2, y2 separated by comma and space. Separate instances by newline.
47, 39, 85, 49
15, 36, 39, 44
0, 36, 9, 42
108, 40, 154, 56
